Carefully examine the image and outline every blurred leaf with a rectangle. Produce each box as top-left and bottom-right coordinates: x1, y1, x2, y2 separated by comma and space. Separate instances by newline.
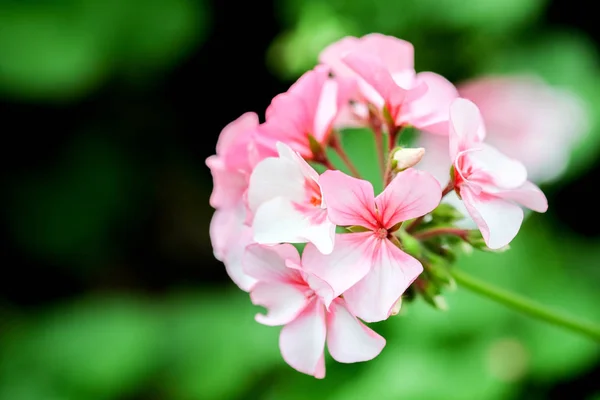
161, 289, 282, 400
332, 128, 382, 193
5, 134, 139, 266
0, 0, 209, 101
0, 295, 162, 399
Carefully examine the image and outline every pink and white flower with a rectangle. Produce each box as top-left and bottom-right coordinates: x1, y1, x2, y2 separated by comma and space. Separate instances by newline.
247, 142, 336, 254
319, 33, 458, 134
243, 243, 386, 378
449, 98, 548, 249
459, 75, 589, 183
302, 168, 442, 322
259, 65, 353, 160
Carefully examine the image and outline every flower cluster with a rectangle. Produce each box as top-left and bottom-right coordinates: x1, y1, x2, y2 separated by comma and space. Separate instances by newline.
207, 33, 549, 378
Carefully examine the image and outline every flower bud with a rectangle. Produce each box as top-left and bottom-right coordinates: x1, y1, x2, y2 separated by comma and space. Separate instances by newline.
391, 147, 425, 171
431, 203, 466, 225
397, 229, 422, 258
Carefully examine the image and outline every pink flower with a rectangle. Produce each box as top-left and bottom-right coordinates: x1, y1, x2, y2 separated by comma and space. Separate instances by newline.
209, 204, 256, 291
449, 98, 548, 249
247, 142, 336, 254
243, 243, 386, 378
459, 75, 589, 183
206, 112, 274, 209
319, 33, 458, 134
259, 65, 352, 160
303, 168, 442, 322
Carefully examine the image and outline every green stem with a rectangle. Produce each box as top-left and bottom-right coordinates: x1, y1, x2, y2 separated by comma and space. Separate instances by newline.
450, 268, 600, 342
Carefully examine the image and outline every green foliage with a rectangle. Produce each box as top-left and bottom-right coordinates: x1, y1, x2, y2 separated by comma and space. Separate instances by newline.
0, 0, 209, 101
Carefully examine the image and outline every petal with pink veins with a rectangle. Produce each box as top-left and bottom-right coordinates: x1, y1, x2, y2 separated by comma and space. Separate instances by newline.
250, 281, 310, 326
326, 299, 386, 363
279, 299, 327, 378
467, 144, 528, 189
243, 243, 302, 284
302, 233, 376, 302
343, 239, 423, 323
252, 196, 335, 254
319, 170, 378, 229
375, 168, 442, 228
449, 98, 486, 159
460, 186, 524, 249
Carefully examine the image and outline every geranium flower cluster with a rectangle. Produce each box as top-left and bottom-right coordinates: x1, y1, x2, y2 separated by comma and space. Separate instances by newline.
207, 33, 549, 378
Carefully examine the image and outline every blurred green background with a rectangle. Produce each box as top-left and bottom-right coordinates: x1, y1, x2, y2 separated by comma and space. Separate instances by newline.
0, 0, 599, 399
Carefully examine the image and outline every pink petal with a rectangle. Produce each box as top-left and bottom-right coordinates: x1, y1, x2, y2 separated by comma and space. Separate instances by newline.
414, 134, 453, 187
359, 33, 414, 74
252, 197, 336, 254
343, 239, 423, 323
449, 98, 486, 160
375, 168, 442, 228
406, 72, 458, 134
215, 112, 259, 156
221, 225, 257, 292
209, 206, 244, 261
460, 186, 524, 249
467, 144, 528, 189
313, 78, 341, 143
279, 299, 327, 378
342, 51, 407, 112
247, 154, 306, 214
243, 243, 302, 284
319, 170, 378, 229
493, 180, 548, 213
319, 36, 361, 77
206, 156, 247, 209
302, 233, 376, 303
250, 281, 310, 326
326, 298, 386, 363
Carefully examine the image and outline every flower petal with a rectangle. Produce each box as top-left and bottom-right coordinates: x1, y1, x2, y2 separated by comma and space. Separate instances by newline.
467, 144, 528, 189
247, 155, 306, 213
449, 98, 486, 159
221, 225, 257, 291
319, 170, 378, 229
252, 197, 336, 254
279, 299, 327, 378
375, 168, 442, 228
326, 298, 386, 363
407, 72, 458, 134
243, 243, 302, 284
209, 205, 244, 261
494, 180, 548, 213
460, 186, 524, 249
215, 112, 259, 156
250, 281, 310, 326
343, 239, 423, 322
302, 233, 376, 303
206, 156, 247, 209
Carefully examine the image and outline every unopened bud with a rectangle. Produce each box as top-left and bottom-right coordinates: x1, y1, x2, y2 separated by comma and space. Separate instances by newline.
390, 298, 403, 316
397, 229, 422, 258
392, 147, 425, 171
431, 203, 466, 224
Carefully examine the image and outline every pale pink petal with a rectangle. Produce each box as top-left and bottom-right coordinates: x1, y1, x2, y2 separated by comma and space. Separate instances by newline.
460, 186, 524, 249
313, 78, 340, 143
375, 168, 442, 228
319, 170, 378, 229
247, 155, 306, 213
493, 180, 548, 213
252, 197, 336, 254
467, 144, 528, 189
359, 33, 414, 74
302, 233, 376, 302
279, 299, 327, 378
326, 298, 386, 363
343, 239, 423, 323
449, 98, 486, 159
275, 142, 320, 183
221, 225, 257, 291
342, 52, 407, 110
206, 156, 247, 209
243, 243, 302, 284
250, 282, 310, 326
319, 36, 361, 77
407, 72, 458, 134
414, 134, 453, 187
209, 206, 244, 261
215, 112, 259, 156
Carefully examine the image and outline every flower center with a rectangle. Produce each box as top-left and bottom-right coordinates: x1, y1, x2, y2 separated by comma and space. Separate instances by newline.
376, 228, 388, 239
304, 178, 323, 207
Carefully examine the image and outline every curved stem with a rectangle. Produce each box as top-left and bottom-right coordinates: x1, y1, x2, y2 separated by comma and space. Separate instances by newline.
451, 268, 600, 342
331, 141, 362, 178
